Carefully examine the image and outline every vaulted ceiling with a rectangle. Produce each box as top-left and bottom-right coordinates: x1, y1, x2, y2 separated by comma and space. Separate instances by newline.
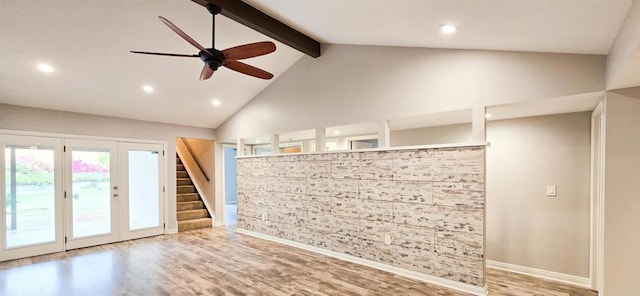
0, 0, 634, 129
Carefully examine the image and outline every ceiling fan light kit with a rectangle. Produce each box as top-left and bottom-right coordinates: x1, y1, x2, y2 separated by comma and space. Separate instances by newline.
130, 4, 276, 80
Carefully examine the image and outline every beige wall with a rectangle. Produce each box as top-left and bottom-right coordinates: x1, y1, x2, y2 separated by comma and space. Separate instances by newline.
391, 123, 472, 146
216, 44, 605, 141
603, 92, 640, 296
486, 112, 591, 277
390, 112, 592, 277
0, 103, 216, 231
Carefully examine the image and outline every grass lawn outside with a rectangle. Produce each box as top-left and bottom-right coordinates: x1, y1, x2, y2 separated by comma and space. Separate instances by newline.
5, 182, 111, 247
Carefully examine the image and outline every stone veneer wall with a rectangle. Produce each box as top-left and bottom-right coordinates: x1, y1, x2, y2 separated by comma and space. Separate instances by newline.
236, 146, 485, 287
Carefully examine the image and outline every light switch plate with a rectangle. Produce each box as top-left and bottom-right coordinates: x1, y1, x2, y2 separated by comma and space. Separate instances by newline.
547, 185, 557, 197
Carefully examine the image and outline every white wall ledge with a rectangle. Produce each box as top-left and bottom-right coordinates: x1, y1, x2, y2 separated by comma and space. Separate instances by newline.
236, 141, 489, 159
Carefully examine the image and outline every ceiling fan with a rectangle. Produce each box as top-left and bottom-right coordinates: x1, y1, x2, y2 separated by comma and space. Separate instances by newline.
130, 4, 276, 80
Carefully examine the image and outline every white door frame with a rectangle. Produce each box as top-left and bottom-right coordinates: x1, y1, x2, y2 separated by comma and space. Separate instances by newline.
590, 101, 605, 290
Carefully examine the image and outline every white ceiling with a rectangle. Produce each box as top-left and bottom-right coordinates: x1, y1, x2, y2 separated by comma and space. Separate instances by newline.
0, 0, 633, 130
0, 1, 303, 128
245, 0, 631, 55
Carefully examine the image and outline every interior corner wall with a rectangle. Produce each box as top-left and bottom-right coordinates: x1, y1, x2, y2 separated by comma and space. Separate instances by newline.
389, 112, 592, 277
606, 0, 640, 90
603, 92, 640, 296
0, 103, 217, 231
215, 44, 605, 141
390, 123, 472, 146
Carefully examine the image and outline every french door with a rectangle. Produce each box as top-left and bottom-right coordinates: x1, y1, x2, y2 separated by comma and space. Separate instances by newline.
0, 135, 165, 260
64, 140, 119, 249
118, 143, 164, 241
0, 135, 64, 261
64, 140, 165, 250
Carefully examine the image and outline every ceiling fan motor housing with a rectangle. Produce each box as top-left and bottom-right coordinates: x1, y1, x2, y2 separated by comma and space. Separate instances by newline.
200, 49, 225, 70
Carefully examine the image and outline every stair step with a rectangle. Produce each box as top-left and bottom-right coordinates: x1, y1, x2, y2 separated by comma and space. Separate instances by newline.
177, 209, 209, 221
177, 171, 188, 178
177, 178, 192, 186
178, 218, 212, 232
177, 193, 200, 202
177, 201, 204, 211
176, 164, 185, 171
177, 185, 196, 194
176, 157, 182, 165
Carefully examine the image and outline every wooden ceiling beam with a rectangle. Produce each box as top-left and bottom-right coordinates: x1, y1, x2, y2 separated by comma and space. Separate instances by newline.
192, 0, 321, 58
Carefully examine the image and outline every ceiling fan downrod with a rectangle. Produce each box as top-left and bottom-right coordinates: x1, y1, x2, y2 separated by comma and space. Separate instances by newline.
206, 4, 221, 49
199, 4, 224, 71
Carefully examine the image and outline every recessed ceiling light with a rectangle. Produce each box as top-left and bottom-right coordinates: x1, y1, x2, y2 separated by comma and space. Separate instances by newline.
333, 131, 340, 135
37, 63, 54, 73
485, 113, 492, 118
142, 85, 154, 93
255, 140, 262, 143
211, 99, 221, 106
439, 24, 458, 34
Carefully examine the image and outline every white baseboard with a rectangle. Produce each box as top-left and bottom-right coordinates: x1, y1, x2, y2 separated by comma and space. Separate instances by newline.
214, 218, 225, 227
486, 260, 591, 288
237, 228, 488, 296
165, 227, 178, 234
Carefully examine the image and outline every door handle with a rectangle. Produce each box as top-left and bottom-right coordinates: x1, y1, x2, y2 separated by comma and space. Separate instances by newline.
113, 193, 119, 198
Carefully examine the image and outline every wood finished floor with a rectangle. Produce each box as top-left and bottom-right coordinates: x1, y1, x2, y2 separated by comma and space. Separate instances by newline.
0, 227, 597, 296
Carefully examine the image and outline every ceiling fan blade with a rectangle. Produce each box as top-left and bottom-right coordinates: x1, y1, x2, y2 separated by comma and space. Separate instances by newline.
158, 16, 211, 55
223, 41, 276, 61
130, 51, 199, 58
223, 60, 273, 80
200, 65, 214, 80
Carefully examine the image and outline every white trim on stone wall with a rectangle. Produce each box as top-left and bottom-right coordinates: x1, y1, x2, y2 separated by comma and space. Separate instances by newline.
236, 141, 489, 158
238, 228, 489, 296
486, 260, 591, 288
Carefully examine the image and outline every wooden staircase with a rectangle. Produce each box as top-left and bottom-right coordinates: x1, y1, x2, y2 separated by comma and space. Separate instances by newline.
176, 155, 212, 232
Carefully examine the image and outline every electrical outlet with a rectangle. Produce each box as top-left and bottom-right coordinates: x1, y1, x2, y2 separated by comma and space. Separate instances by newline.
384, 234, 391, 245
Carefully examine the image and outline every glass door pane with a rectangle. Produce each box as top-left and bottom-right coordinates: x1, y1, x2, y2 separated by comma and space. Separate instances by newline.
128, 150, 159, 230
65, 139, 118, 250
70, 149, 112, 238
119, 143, 164, 240
4, 145, 56, 248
